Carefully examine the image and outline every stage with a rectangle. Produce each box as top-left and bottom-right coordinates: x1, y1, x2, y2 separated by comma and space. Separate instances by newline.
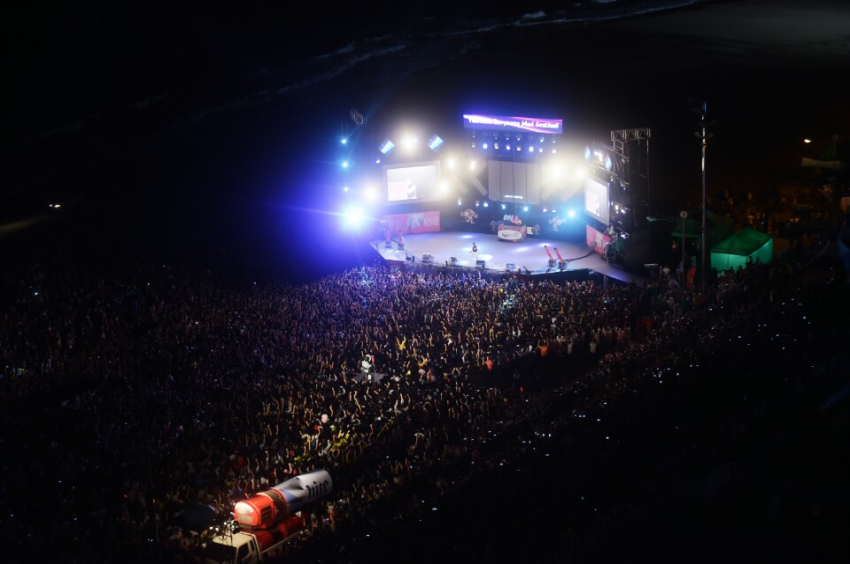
370, 231, 647, 285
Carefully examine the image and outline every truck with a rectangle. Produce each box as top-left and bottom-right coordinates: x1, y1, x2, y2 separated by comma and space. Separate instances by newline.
202, 469, 333, 564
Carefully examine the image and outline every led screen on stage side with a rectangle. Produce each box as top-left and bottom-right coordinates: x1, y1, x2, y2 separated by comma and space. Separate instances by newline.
584, 177, 610, 225
385, 162, 441, 204
463, 114, 563, 135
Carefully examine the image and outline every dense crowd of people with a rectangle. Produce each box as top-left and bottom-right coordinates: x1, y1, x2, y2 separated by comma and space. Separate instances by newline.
0, 222, 846, 563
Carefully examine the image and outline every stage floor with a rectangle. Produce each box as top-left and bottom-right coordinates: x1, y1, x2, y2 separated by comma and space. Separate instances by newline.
371, 231, 646, 285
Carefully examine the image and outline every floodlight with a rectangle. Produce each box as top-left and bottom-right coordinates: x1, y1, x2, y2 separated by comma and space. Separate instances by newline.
343, 208, 364, 228
428, 135, 444, 150
379, 139, 395, 154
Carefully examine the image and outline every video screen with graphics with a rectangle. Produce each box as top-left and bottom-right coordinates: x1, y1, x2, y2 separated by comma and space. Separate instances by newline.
385, 162, 441, 204
584, 177, 610, 224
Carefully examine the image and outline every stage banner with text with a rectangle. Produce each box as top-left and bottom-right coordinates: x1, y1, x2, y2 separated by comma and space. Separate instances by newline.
586, 224, 612, 255
497, 224, 526, 242
383, 211, 441, 235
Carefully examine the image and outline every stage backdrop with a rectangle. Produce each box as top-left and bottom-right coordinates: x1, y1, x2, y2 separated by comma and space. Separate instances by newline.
383, 211, 441, 235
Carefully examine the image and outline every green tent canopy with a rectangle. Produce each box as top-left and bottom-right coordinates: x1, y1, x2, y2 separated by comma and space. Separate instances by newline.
670, 210, 733, 240
711, 227, 773, 273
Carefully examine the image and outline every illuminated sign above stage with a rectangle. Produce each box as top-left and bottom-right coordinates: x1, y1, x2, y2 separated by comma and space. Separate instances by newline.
463, 114, 563, 135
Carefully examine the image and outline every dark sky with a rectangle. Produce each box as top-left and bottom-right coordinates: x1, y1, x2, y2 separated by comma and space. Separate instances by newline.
6, 0, 849, 281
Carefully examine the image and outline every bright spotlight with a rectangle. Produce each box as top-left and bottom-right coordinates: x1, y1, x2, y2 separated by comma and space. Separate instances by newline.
365, 187, 377, 201
547, 162, 563, 180
567, 209, 576, 218
576, 168, 586, 179
341, 138, 348, 145
457, 198, 462, 206
482, 143, 488, 149
342, 208, 365, 228
343, 185, 349, 192
501, 204, 506, 210
439, 181, 449, 193
342, 161, 349, 168
483, 201, 489, 208
469, 160, 477, 171
428, 135, 444, 150
447, 158, 457, 170
523, 206, 529, 212
402, 137, 418, 153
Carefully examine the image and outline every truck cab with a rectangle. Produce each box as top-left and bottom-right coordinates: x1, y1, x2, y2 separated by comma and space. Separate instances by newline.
203, 514, 305, 564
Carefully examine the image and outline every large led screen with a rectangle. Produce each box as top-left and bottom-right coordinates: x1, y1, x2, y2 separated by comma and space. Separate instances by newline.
385, 162, 441, 204
487, 161, 541, 205
584, 177, 610, 225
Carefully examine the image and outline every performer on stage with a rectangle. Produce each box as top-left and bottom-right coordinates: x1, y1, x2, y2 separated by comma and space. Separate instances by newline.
470, 241, 479, 263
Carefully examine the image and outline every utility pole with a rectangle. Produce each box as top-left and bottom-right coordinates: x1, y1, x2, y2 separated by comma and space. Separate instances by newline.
694, 101, 713, 291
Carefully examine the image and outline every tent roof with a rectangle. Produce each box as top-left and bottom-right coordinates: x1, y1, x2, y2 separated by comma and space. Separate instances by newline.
670, 210, 733, 238
712, 227, 772, 256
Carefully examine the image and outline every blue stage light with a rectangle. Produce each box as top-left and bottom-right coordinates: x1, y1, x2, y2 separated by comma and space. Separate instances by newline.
342, 208, 364, 228
379, 139, 395, 155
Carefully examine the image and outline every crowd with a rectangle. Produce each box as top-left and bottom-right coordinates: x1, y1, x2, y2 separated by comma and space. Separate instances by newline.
0, 238, 844, 562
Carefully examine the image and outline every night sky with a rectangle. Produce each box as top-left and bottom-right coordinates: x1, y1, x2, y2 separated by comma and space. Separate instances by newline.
6, 0, 848, 282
